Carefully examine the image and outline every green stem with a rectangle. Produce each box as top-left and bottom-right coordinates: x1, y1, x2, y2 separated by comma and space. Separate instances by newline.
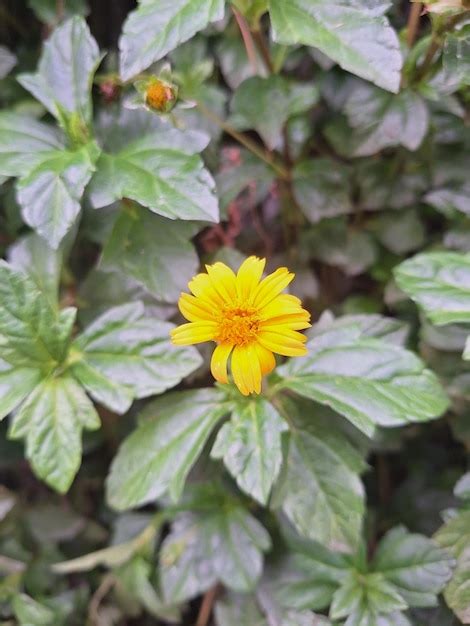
196, 100, 290, 180
413, 10, 470, 82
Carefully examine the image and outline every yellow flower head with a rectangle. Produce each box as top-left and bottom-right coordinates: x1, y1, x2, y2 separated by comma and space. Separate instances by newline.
170, 257, 311, 396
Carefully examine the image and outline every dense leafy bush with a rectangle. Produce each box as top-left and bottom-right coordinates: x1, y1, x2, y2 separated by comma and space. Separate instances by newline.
0, 0, 469, 624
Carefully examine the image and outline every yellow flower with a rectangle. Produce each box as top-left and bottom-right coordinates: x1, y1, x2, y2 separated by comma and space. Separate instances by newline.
171, 257, 311, 396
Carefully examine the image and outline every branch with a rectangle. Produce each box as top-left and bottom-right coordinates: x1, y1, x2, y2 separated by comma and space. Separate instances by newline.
196, 585, 220, 626
407, 2, 423, 48
232, 7, 260, 74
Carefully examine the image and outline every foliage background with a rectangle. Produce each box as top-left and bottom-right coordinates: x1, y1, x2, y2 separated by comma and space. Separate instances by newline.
0, 0, 469, 624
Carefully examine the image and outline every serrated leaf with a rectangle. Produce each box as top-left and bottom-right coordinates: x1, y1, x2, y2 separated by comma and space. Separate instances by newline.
277, 317, 449, 436
0, 113, 63, 178
230, 76, 318, 150
211, 396, 288, 505
101, 205, 200, 303
12, 593, 56, 626
89, 130, 218, 222
159, 501, 271, 602
395, 252, 470, 325
216, 149, 275, 213
8, 232, 62, 305
436, 510, 470, 558
28, 0, 89, 24
269, 0, 402, 93
0, 360, 42, 421
214, 590, 329, 626
119, 0, 225, 80
0, 46, 17, 79
330, 571, 408, 621
343, 84, 429, 156
444, 551, 470, 624
106, 390, 227, 510
0, 261, 75, 369
116, 556, 181, 622
371, 209, 425, 255
9, 376, 100, 493
301, 219, 377, 276
270, 534, 349, 611
292, 159, 352, 223
372, 526, 454, 607
271, 398, 365, 551
425, 182, 470, 216
17, 141, 99, 249
71, 302, 202, 413
443, 26, 470, 86
18, 16, 101, 125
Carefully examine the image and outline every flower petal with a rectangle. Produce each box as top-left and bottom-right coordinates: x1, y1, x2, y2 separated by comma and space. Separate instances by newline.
260, 313, 311, 331
210, 343, 233, 384
257, 329, 308, 357
231, 344, 262, 395
178, 293, 216, 322
170, 321, 217, 345
253, 268, 294, 309
206, 262, 238, 302
236, 256, 266, 301
254, 342, 276, 375
189, 273, 225, 307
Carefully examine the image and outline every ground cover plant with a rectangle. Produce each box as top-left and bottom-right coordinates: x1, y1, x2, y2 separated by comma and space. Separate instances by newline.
0, 0, 469, 624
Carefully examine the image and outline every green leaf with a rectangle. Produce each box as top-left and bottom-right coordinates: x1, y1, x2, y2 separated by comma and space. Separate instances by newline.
425, 182, 470, 216
216, 35, 263, 90
325, 545, 418, 624
9, 376, 100, 493
211, 396, 288, 504
0, 46, 16, 79
18, 16, 101, 126
443, 26, 470, 86
0, 113, 63, 178
119, 0, 225, 80
292, 159, 352, 223
455, 472, 470, 500
270, 534, 349, 611
28, 0, 89, 24
88, 130, 218, 222
8, 232, 62, 305
116, 556, 181, 622
268, 0, 402, 93
330, 571, 408, 621
216, 149, 275, 214
106, 390, 227, 510
230, 76, 318, 150
0, 360, 42, 421
301, 219, 377, 276
71, 302, 202, 413
395, 252, 470, 325
443, 552, 470, 624
159, 498, 271, 601
271, 398, 366, 551
277, 316, 449, 436
343, 84, 429, 156
12, 593, 56, 626
16, 141, 100, 249
101, 205, 200, 303
372, 526, 454, 607
214, 591, 329, 626
0, 261, 75, 369
436, 510, 470, 559
371, 209, 425, 255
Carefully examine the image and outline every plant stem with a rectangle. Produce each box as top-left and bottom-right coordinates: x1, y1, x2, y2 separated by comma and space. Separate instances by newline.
232, 7, 260, 74
88, 574, 115, 625
196, 585, 219, 626
196, 100, 290, 180
407, 2, 423, 48
252, 28, 274, 73
56, 0, 65, 20
413, 10, 470, 82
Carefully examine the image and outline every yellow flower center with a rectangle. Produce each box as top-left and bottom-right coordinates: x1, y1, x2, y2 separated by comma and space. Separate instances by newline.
145, 81, 175, 111
216, 305, 260, 346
